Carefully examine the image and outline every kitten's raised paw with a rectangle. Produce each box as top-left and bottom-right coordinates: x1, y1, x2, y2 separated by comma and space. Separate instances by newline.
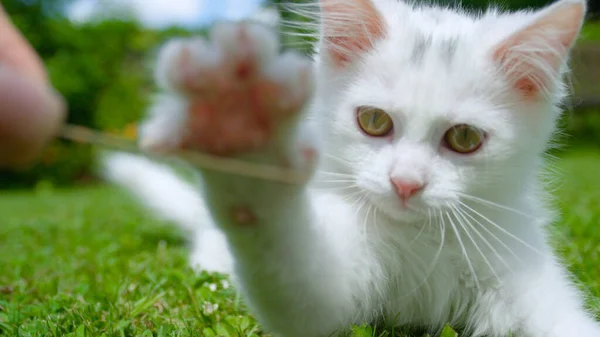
140, 21, 314, 156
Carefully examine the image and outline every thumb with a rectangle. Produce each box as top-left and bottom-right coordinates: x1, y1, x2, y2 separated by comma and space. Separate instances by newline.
0, 66, 66, 168
0, 5, 67, 169
0, 6, 48, 82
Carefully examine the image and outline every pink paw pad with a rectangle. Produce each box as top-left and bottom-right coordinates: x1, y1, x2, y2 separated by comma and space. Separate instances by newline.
160, 22, 314, 156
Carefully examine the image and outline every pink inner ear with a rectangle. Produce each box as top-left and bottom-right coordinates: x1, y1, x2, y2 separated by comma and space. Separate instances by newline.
492, 1, 585, 99
321, 0, 386, 66
493, 38, 551, 98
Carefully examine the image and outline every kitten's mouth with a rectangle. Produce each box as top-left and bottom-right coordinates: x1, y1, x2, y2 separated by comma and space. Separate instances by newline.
368, 194, 428, 222
399, 199, 419, 211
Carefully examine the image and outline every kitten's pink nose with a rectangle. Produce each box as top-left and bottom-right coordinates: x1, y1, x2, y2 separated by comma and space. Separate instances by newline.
390, 178, 425, 202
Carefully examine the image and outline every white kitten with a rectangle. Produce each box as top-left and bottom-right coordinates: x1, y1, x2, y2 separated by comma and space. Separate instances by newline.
103, 0, 600, 336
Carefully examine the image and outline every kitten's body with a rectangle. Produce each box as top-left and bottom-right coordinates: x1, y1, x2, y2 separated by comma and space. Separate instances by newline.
104, 0, 600, 336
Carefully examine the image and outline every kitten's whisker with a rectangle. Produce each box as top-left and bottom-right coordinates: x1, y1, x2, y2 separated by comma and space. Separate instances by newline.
457, 193, 535, 219
351, 194, 370, 242
373, 203, 379, 229
322, 153, 353, 165
450, 205, 499, 281
362, 205, 373, 238
319, 177, 355, 182
317, 179, 358, 188
353, 195, 369, 217
321, 178, 356, 184
316, 175, 360, 194
318, 170, 354, 177
319, 184, 358, 194
457, 201, 524, 265
410, 209, 430, 245
322, 153, 339, 159
459, 202, 546, 257
342, 196, 362, 206
356, 200, 371, 241
333, 187, 361, 196
345, 192, 367, 208
452, 205, 510, 283
445, 208, 481, 291
398, 209, 447, 300
454, 205, 515, 272
320, 179, 357, 184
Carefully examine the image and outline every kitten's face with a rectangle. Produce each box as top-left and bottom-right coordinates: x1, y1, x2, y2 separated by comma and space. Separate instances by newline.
314, 0, 584, 223
330, 64, 531, 222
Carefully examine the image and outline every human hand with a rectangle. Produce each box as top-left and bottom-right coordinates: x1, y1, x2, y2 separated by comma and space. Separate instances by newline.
0, 5, 66, 169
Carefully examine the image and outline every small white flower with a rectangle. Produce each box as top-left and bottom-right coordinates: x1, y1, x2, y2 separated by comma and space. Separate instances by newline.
208, 283, 217, 292
220, 280, 230, 289
202, 302, 219, 315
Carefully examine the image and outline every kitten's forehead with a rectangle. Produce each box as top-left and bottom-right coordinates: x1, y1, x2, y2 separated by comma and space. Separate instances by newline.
354, 41, 486, 120
344, 2, 515, 116
372, 1, 532, 63
365, 5, 472, 71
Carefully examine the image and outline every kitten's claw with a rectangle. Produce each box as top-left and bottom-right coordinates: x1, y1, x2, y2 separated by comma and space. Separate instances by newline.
140, 21, 314, 157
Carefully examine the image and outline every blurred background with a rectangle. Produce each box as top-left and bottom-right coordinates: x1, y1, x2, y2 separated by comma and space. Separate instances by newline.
0, 0, 598, 188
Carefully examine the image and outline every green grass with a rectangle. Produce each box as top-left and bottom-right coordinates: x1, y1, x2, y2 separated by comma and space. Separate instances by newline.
1, 148, 600, 337
0, 186, 261, 337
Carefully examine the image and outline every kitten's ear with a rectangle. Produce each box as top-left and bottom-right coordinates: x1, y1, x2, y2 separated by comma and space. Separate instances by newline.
492, 0, 586, 98
320, 0, 386, 67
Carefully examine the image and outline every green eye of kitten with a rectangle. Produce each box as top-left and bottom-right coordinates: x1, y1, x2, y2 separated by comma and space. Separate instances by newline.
357, 106, 393, 137
444, 124, 485, 154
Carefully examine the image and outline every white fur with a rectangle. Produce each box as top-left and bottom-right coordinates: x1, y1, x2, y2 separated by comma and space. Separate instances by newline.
103, 0, 600, 336
101, 153, 233, 274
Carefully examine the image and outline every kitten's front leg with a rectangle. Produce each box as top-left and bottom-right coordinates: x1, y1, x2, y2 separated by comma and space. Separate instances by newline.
141, 22, 368, 337
471, 256, 600, 337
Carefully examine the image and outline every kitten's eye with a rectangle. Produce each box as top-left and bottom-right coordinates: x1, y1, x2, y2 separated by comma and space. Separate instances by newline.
444, 124, 485, 154
357, 106, 393, 137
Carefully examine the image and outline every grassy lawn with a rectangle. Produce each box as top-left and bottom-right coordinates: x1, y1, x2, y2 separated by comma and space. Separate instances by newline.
1, 148, 600, 337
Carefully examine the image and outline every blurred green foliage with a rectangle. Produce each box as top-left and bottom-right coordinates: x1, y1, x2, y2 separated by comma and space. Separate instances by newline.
0, 0, 598, 188
0, 0, 201, 188
581, 20, 600, 42
562, 109, 600, 148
